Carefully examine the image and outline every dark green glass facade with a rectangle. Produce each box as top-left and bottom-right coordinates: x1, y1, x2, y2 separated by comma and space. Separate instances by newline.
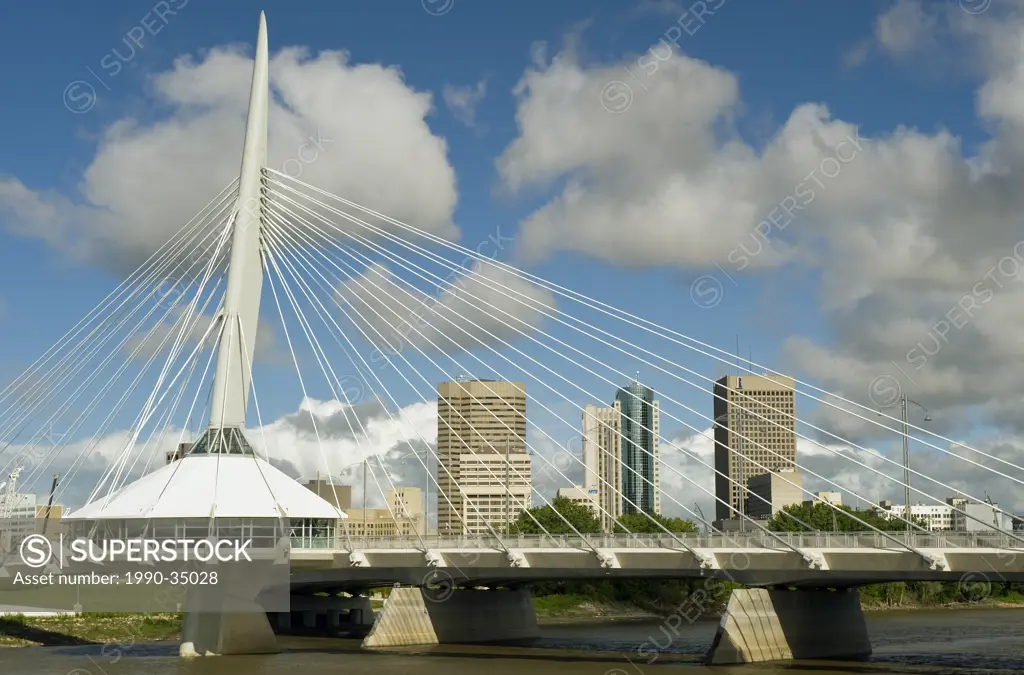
616, 382, 656, 515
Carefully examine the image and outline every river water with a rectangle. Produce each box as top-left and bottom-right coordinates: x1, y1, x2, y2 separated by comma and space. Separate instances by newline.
2, 609, 1022, 674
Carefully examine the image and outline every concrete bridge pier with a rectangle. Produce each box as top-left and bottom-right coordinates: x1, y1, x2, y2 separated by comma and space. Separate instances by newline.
362, 587, 539, 647
178, 571, 280, 658
705, 587, 871, 664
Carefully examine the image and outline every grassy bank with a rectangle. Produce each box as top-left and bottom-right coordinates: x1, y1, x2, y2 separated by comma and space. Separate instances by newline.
0, 613, 180, 648
531, 594, 659, 622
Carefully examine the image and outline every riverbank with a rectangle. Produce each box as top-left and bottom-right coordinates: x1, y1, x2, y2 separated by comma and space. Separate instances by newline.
3, 597, 1022, 647
0, 613, 180, 647
532, 594, 660, 623
533, 592, 1024, 622
862, 598, 1024, 612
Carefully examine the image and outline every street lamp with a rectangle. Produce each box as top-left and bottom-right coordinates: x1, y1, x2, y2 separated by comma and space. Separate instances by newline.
901, 396, 930, 533
879, 396, 931, 533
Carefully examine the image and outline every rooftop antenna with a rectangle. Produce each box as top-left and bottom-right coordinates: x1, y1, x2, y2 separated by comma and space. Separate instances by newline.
735, 335, 740, 377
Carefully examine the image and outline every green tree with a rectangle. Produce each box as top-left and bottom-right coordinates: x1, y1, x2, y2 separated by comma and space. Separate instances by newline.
766, 502, 918, 532
510, 496, 601, 535
614, 512, 698, 534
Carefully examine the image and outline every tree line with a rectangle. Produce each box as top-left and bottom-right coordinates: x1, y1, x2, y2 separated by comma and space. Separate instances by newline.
502, 498, 1023, 613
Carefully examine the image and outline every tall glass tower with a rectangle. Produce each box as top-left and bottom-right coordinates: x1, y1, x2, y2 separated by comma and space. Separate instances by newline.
615, 379, 660, 515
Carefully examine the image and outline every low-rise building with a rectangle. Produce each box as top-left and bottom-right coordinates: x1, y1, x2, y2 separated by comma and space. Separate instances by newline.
952, 501, 1012, 533
342, 486, 425, 537
873, 497, 1012, 533
810, 491, 842, 506
302, 479, 353, 511
556, 486, 600, 513
746, 469, 803, 520
874, 502, 952, 531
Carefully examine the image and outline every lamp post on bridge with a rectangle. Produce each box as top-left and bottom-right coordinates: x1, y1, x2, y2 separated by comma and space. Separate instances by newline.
899, 396, 931, 534
879, 396, 932, 534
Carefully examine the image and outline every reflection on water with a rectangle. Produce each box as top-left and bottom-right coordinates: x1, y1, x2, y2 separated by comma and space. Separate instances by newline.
1, 609, 1022, 675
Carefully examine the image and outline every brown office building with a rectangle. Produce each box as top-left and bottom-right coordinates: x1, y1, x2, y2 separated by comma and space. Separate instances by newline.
437, 379, 531, 535
713, 374, 797, 521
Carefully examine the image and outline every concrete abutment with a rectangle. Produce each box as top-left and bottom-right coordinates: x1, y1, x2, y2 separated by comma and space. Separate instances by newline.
705, 588, 872, 664
362, 587, 540, 647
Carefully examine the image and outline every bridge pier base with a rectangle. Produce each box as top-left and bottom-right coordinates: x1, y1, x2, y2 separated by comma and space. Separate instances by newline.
705, 588, 871, 664
177, 569, 280, 658
179, 609, 279, 657
362, 587, 539, 648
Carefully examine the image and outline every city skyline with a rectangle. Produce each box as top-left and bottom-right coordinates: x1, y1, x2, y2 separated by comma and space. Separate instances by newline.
0, 1, 1022, 527
2, 5, 1023, 666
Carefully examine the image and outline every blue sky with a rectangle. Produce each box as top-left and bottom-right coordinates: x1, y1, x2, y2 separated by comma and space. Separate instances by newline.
1, 0, 1022, 511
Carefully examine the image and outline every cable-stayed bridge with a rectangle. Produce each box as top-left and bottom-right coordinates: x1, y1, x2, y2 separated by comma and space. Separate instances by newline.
1, 11, 1022, 666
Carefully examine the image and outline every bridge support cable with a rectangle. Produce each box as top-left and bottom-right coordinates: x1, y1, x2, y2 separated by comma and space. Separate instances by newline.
7, 244, 228, 503
269, 171, 1024, 490
260, 234, 487, 556
261, 214, 578, 550
237, 308, 354, 552
265, 177, 1023, 544
264, 181, 1007, 553
261, 217, 543, 556
259, 233, 379, 543
91, 282, 228, 507
263, 211, 879, 565
262, 229, 520, 572
0, 185, 237, 452
0, 190, 237, 492
141, 314, 226, 517
262, 211, 676, 563
265, 219, 660, 555
264, 187, 864, 553
85, 214, 234, 500
103, 219, 236, 499
55, 301, 222, 506
0, 179, 237, 418
264, 200, 766, 559
226, 316, 298, 533
263, 220, 467, 553
303, 230, 950, 563
262, 223, 425, 548
259, 230, 423, 553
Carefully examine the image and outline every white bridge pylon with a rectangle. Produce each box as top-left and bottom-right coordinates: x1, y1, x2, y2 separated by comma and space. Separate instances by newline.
0, 11, 1021, 583
72, 12, 342, 524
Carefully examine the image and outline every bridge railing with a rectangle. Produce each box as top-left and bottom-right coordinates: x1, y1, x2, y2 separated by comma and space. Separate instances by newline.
295, 531, 1023, 551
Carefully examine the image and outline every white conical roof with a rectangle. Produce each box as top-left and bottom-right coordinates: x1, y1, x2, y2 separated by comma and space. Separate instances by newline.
69, 454, 345, 520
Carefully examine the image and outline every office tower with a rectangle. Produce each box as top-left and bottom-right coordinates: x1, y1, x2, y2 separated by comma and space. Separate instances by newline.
436, 379, 531, 535
582, 402, 623, 531
615, 379, 660, 515
713, 374, 796, 522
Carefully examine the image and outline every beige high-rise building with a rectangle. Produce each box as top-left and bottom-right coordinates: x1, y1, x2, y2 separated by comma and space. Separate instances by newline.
582, 402, 623, 532
713, 374, 796, 521
437, 379, 531, 535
